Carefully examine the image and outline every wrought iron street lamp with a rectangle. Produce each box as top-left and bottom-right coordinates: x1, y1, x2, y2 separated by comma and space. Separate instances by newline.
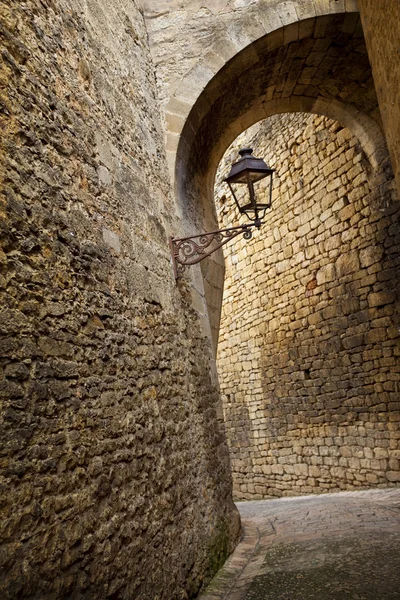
170, 148, 274, 279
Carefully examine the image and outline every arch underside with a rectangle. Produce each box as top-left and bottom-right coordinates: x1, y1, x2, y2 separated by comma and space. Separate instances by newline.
175, 13, 392, 349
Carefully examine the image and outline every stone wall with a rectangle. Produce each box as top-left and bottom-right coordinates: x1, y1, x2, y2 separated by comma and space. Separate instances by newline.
358, 0, 400, 196
215, 113, 400, 499
0, 1, 239, 598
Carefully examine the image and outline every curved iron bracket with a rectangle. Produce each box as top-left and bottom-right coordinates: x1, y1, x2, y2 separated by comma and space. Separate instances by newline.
170, 222, 259, 280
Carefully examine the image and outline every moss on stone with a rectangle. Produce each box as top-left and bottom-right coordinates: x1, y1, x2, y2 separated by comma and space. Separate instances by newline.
191, 520, 232, 599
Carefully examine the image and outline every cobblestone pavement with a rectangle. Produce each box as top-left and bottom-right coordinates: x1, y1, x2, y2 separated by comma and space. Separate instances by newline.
199, 489, 400, 600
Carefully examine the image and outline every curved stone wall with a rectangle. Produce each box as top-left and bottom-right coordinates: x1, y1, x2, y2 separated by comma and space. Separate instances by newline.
0, 1, 238, 598
215, 113, 400, 499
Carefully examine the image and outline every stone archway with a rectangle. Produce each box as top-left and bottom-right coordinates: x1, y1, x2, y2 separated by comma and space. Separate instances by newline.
169, 11, 392, 349
158, 5, 399, 499
144, 0, 399, 499
143, 0, 359, 183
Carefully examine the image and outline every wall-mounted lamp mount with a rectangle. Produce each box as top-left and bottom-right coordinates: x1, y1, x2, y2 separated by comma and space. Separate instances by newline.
170, 148, 274, 279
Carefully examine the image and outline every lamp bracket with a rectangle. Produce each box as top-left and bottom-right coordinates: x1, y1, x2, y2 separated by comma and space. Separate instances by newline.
170, 222, 259, 280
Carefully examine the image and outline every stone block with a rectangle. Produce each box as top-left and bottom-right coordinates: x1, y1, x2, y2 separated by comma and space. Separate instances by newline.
102, 228, 121, 254
360, 246, 384, 268
316, 263, 336, 285
97, 165, 112, 186
342, 334, 364, 349
336, 250, 360, 276
365, 328, 387, 344
368, 291, 396, 307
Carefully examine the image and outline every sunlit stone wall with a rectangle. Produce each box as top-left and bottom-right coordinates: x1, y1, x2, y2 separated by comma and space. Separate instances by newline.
0, 1, 239, 597
216, 113, 400, 499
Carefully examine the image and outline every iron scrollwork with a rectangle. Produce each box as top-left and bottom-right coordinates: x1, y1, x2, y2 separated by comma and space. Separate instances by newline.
170, 222, 257, 279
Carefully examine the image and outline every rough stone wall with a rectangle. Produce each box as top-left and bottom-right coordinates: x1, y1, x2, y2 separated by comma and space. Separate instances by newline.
0, 1, 239, 598
358, 0, 400, 196
215, 113, 400, 499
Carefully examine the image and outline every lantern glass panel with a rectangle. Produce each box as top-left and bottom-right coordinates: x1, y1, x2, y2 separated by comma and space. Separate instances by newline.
227, 174, 272, 218
230, 171, 270, 184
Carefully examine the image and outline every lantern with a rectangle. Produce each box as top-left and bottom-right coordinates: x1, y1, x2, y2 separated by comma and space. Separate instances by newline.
224, 148, 274, 227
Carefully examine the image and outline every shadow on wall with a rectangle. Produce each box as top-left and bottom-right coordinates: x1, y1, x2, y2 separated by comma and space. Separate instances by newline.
214, 112, 400, 500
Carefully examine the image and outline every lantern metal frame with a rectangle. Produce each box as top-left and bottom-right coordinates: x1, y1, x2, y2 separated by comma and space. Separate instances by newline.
170, 148, 274, 280
224, 148, 274, 227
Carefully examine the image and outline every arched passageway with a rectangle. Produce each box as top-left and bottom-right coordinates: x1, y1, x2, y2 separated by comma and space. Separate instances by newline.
1, 1, 399, 598
174, 13, 391, 348
171, 9, 399, 500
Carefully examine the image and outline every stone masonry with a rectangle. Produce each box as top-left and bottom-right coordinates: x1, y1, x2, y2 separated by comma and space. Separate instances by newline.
358, 0, 400, 195
1, 0, 400, 597
215, 113, 400, 499
0, 1, 239, 598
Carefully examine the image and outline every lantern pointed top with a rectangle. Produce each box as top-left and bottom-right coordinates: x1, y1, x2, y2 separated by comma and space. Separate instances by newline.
224, 147, 274, 186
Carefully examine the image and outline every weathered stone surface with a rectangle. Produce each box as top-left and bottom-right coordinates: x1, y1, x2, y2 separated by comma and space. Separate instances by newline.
215, 112, 400, 500
1, 0, 400, 595
0, 1, 239, 598
358, 0, 400, 194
